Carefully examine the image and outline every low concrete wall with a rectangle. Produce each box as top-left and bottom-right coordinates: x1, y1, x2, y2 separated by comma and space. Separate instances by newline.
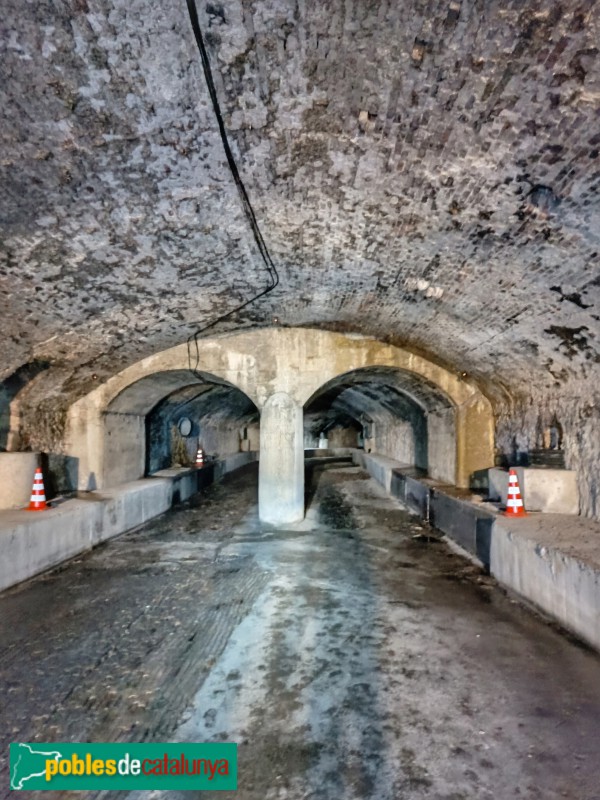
0, 452, 257, 594
429, 490, 495, 569
389, 463, 494, 568
491, 517, 600, 652
365, 457, 600, 653
0, 480, 172, 594
215, 451, 258, 480
391, 468, 431, 520
305, 447, 358, 458
353, 452, 413, 494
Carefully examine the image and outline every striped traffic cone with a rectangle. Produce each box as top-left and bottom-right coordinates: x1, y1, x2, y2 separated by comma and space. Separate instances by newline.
26, 467, 50, 511
195, 447, 204, 467
503, 468, 527, 517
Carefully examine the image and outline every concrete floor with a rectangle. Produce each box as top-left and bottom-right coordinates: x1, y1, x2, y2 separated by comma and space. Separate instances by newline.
1, 462, 600, 800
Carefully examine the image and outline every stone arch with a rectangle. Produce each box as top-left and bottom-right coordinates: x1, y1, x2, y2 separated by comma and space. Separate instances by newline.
100, 370, 259, 487
145, 382, 259, 476
68, 367, 258, 490
303, 366, 455, 481
65, 328, 493, 491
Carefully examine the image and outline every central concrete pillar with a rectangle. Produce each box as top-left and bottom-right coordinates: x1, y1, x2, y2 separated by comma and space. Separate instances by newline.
259, 392, 304, 524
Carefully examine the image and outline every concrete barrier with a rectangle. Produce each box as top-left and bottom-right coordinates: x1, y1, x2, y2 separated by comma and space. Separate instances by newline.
363, 458, 600, 653
390, 468, 406, 501
0, 453, 39, 509
390, 466, 495, 568
488, 467, 579, 514
215, 451, 259, 480
0, 490, 156, 594
429, 489, 495, 568
491, 516, 600, 652
0, 452, 257, 594
364, 457, 433, 521
305, 448, 358, 459
406, 477, 430, 520
353, 452, 413, 494
391, 468, 431, 520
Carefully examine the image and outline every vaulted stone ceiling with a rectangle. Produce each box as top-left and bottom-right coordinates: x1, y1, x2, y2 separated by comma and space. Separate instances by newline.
2, 0, 599, 408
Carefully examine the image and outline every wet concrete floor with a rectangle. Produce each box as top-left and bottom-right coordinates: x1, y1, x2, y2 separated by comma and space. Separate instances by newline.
1, 462, 600, 800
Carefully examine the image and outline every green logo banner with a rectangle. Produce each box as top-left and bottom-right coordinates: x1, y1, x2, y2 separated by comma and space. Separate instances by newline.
10, 742, 237, 791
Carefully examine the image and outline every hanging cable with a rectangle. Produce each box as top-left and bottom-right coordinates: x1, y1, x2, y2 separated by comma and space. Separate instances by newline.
184, 0, 279, 379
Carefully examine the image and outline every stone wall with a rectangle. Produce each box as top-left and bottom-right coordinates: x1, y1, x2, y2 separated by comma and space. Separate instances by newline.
327, 426, 359, 449
495, 386, 600, 519
104, 413, 146, 488
364, 413, 415, 466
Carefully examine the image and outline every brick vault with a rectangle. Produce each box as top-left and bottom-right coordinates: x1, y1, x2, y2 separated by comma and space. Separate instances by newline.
1, 0, 600, 514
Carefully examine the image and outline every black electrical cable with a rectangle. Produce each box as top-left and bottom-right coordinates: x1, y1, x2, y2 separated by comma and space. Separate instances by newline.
184, 0, 279, 379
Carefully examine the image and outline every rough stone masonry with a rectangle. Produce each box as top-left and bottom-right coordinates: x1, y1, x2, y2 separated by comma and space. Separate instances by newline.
1, 0, 600, 513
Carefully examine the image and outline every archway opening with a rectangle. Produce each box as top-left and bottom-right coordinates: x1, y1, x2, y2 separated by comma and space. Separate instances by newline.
146, 382, 259, 475
104, 370, 259, 486
304, 367, 456, 483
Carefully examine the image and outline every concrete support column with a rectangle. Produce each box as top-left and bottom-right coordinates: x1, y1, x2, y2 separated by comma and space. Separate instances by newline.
259, 392, 304, 524
455, 395, 495, 488
65, 401, 104, 491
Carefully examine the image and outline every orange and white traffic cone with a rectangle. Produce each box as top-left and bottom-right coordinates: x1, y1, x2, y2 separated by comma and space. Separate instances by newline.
26, 467, 50, 511
503, 468, 527, 517
195, 447, 204, 468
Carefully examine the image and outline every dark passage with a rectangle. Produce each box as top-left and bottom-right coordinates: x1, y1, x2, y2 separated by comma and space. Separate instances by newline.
1, 463, 600, 800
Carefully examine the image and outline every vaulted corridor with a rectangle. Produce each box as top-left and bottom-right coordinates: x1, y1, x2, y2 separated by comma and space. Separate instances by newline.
3, 0, 600, 796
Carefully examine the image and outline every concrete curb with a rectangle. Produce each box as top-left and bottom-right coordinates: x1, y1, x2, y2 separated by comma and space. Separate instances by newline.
0, 452, 257, 594
429, 489, 495, 569
491, 519, 600, 652
353, 451, 413, 494
360, 453, 600, 653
